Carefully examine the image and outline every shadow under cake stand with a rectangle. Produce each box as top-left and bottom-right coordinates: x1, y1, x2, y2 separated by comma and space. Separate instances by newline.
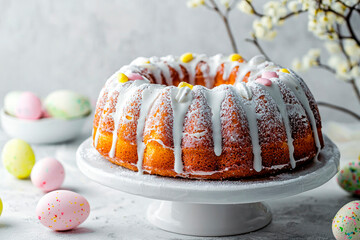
76, 135, 339, 237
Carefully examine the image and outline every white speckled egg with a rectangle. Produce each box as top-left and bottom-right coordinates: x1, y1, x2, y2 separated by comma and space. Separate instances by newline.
36, 190, 90, 231
2, 139, 35, 179
332, 201, 360, 240
44, 90, 91, 119
31, 157, 65, 192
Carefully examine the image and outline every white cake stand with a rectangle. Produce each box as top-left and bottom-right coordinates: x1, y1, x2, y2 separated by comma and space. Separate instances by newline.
76, 135, 339, 237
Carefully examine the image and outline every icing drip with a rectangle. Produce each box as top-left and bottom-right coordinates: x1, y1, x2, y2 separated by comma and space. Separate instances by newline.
204, 88, 226, 156
235, 82, 253, 100
175, 86, 192, 103
171, 87, 193, 173
94, 87, 107, 148
136, 84, 163, 173
280, 72, 321, 159
232, 85, 262, 172
257, 80, 296, 168
109, 80, 147, 158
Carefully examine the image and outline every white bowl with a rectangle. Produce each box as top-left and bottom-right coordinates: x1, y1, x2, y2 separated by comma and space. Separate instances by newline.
1, 109, 92, 144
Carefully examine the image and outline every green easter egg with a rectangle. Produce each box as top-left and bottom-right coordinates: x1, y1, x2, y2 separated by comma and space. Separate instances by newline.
44, 90, 91, 119
2, 139, 35, 179
337, 161, 360, 195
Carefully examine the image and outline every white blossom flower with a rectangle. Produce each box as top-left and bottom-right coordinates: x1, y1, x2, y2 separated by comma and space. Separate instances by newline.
186, 0, 205, 8
335, 62, 352, 81
292, 58, 302, 71
332, 2, 346, 15
325, 42, 341, 54
263, 1, 287, 25
260, 16, 273, 29
301, 48, 321, 70
344, 39, 360, 60
328, 55, 352, 81
237, 0, 253, 14
220, 0, 230, 9
287, 1, 298, 12
351, 66, 360, 79
252, 19, 277, 40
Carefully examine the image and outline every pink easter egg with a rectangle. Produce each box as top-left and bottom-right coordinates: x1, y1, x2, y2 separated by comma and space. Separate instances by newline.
255, 78, 272, 86
15, 92, 42, 120
262, 71, 279, 79
31, 157, 65, 192
36, 190, 90, 231
127, 73, 144, 80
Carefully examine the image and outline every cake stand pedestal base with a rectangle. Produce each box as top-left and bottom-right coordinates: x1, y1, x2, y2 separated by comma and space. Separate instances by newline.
147, 201, 271, 236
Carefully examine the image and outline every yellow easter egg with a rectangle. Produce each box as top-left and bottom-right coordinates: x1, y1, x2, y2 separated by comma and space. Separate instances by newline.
2, 139, 35, 179
178, 82, 193, 90
280, 68, 290, 73
180, 52, 194, 63
118, 73, 129, 83
0, 198, 2, 216
229, 53, 242, 62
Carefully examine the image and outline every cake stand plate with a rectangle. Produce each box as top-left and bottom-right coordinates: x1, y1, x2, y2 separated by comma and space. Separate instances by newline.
76, 136, 339, 236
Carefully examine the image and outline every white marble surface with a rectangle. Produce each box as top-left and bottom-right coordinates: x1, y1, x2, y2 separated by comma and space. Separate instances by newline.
0, 121, 357, 240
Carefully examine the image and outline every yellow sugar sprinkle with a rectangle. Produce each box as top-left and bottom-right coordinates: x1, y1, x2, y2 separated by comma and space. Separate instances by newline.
229, 53, 242, 62
280, 68, 290, 73
118, 73, 129, 83
180, 52, 194, 63
178, 82, 193, 90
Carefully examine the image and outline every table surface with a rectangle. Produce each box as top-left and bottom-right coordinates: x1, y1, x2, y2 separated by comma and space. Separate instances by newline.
0, 121, 357, 240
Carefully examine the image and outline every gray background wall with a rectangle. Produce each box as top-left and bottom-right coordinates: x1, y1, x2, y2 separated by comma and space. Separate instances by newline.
0, 0, 358, 123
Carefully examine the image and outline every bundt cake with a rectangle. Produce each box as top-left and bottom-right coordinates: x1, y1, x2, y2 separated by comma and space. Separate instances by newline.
93, 53, 324, 180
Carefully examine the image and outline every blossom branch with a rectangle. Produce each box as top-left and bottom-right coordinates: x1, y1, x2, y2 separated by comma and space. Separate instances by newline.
317, 101, 360, 120
207, 0, 239, 53
245, 36, 271, 61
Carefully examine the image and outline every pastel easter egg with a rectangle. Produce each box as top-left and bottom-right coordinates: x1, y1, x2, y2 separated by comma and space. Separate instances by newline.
44, 90, 91, 120
4, 91, 22, 116
262, 71, 279, 79
2, 139, 35, 179
0, 198, 3, 216
15, 92, 42, 120
127, 73, 144, 80
36, 190, 90, 231
337, 161, 360, 195
255, 78, 272, 86
332, 201, 360, 240
31, 157, 65, 192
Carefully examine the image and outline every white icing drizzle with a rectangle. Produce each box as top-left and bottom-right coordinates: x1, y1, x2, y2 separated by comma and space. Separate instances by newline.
136, 84, 164, 173
171, 87, 193, 173
204, 88, 226, 156
280, 71, 321, 159
232, 85, 263, 172
257, 80, 296, 168
94, 87, 107, 148
175, 86, 192, 103
235, 82, 253, 100
109, 80, 147, 158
